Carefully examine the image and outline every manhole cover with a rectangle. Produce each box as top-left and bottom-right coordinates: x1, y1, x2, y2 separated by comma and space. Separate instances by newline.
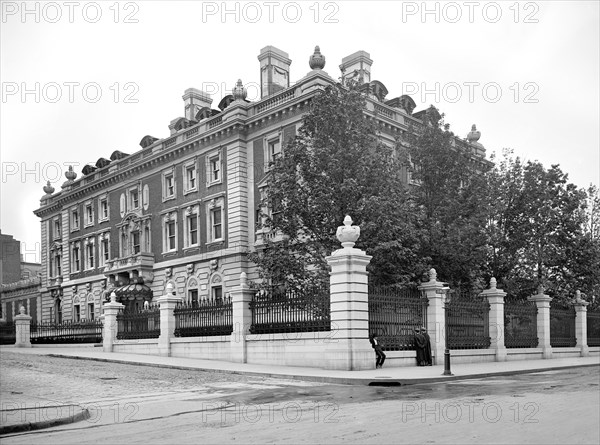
100, 377, 117, 380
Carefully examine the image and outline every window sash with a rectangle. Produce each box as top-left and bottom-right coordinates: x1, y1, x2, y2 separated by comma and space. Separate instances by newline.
211, 208, 222, 240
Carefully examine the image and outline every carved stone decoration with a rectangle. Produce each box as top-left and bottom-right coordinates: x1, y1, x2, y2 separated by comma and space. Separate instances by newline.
61, 165, 77, 188
309, 45, 326, 70
86, 283, 91, 292
467, 124, 481, 143
19, 305, 26, 315
72, 285, 77, 294
336, 215, 360, 248
232, 79, 247, 101
186, 263, 195, 275
165, 267, 172, 278
42, 181, 55, 198
210, 259, 218, 271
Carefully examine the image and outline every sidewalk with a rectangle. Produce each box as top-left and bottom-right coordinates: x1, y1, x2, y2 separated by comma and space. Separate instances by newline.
1, 345, 599, 435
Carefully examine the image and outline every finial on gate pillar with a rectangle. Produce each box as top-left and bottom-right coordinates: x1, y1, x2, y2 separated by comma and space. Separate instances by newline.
166, 282, 175, 296
19, 305, 26, 315
336, 215, 360, 248
110, 291, 117, 303
429, 268, 437, 283
489, 277, 497, 290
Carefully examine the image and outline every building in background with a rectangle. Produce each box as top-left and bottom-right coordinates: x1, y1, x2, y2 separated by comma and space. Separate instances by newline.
0, 232, 41, 322
32, 45, 489, 322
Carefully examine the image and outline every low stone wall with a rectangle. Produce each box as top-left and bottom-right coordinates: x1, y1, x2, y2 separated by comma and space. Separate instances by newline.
245, 332, 337, 368
170, 336, 231, 361
506, 348, 544, 361
113, 339, 159, 355
551, 347, 584, 359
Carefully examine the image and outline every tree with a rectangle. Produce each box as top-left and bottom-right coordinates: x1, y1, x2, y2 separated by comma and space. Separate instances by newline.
247, 81, 424, 289
401, 110, 491, 291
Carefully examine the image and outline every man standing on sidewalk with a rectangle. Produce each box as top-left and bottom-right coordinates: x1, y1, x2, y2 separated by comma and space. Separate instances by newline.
369, 333, 386, 369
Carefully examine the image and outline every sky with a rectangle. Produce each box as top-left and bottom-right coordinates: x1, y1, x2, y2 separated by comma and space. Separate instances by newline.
1, 0, 599, 264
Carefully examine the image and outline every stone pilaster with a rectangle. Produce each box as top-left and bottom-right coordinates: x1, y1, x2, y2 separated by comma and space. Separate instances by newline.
419, 269, 447, 365
102, 292, 124, 352
226, 141, 249, 251
573, 291, 589, 357
14, 306, 32, 348
230, 272, 254, 363
481, 277, 507, 361
157, 283, 182, 357
528, 286, 553, 359
324, 216, 373, 370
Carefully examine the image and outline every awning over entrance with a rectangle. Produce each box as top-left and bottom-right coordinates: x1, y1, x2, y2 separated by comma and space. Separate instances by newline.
113, 283, 153, 301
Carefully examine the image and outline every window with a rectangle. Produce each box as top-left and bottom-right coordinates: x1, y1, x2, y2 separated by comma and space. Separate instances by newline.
184, 206, 199, 248
132, 231, 141, 254
206, 150, 222, 185
71, 243, 80, 272
212, 286, 222, 303
184, 163, 197, 193
71, 208, 80, 231
144, 226, 151, 252
130, 188, 140, 209
162, 212, 178, 252
189, 289, 198, 306
99, 234, 110, 267
99, 197, 109, 221
268, 139, 281, 164
163, 171, 176, 200
86, 242, 95, 269
88, 303, 94, 320
54, 219, 61, 240
73, 305, 80, 322
52, 251, 61, 276
211, 207, 222, 240
85, 202, 94, 226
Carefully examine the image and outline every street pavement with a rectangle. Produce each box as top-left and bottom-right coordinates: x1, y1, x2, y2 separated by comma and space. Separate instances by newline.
1, 345, 598, 437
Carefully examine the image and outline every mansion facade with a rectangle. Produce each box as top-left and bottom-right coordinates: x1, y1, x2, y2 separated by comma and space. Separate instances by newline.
33, 45, 489, 323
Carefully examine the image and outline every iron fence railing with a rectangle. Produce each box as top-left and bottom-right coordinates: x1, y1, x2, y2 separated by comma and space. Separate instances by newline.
116, 304, 160, 340
549, 303, 576, 347
30, 320, 103, 344
368, 285, 428, 351
249, 286, 330, 334
504, 299, 539, 348
447, 291, 491, 349
174, 297, 233, 337
586, 309, 600, 347
0, 321, 16, 345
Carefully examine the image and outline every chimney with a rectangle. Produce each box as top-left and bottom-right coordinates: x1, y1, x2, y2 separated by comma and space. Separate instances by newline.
182, 88, 213, 121
339, 50, 373, 85
257, 46, 292, 99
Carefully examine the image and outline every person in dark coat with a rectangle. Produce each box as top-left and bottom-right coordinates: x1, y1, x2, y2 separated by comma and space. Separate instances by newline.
421, 326, 433, 366
414, 328, 428, 366
369, 333, 386, 369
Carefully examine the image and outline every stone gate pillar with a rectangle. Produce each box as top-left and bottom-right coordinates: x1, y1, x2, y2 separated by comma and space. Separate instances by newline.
158, 283, 182, 357
419, 269, 447, 365
481, 277, 507, 361
573, 290, 589, 357
528, 285, 552, 359
14, 306, 32, 348
102, 292, 124, 352
325, 216, 373, 370
230, 272, 254, 363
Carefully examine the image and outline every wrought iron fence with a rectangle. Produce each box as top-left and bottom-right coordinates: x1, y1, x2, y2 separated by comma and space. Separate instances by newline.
368, 285, 428, 351
549, 303, 576, 347
30, 320, 103, 344
504, 299, 538, 348
116, 304, 160, 340
586, 309, 600, 347
0, 321, 16, 345
174, 297, 233, 337
249, 286, 330, 334
447, 290, 491, 349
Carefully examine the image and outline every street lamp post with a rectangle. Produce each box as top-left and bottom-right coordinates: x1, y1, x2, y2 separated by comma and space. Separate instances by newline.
442, 288, 453, 376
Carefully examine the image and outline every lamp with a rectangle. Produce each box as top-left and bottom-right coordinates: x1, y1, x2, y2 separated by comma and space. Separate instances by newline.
441, 286, 453, 376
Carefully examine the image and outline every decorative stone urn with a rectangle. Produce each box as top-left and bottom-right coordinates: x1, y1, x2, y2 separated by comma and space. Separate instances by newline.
232, 79, 247, 101
467, 124, 481, 143
309, 46, 326, 70
336, 215, 360, 248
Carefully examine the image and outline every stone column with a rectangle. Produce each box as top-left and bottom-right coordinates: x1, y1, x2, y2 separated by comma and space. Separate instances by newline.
528, 285, 553, 359
157, 283, 182, 357
419, 269, 447, 366
573, 291, 589, 357
14, 306, 32, 348
102, 292, 124, 352
230, 272, 254, 363
325, 216, 373, 370
481, 278, 507, 361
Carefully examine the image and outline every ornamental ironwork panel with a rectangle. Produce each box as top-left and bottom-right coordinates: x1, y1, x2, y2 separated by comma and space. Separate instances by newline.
504, 299, 538, 348
368, 285, 428, 351
249, 286, 330, 334
549, 303, 576, 347
586, 309, 600, 347
116, 304, 160, 340
0, 321, 16, 345
30, 320, 103, 344
174, 297, 233, 337
447, 292, 491, 350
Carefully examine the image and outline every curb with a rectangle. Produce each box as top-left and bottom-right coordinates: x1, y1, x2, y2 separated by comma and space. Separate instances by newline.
0, 405, 90, 436
45, 354, 600, 386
